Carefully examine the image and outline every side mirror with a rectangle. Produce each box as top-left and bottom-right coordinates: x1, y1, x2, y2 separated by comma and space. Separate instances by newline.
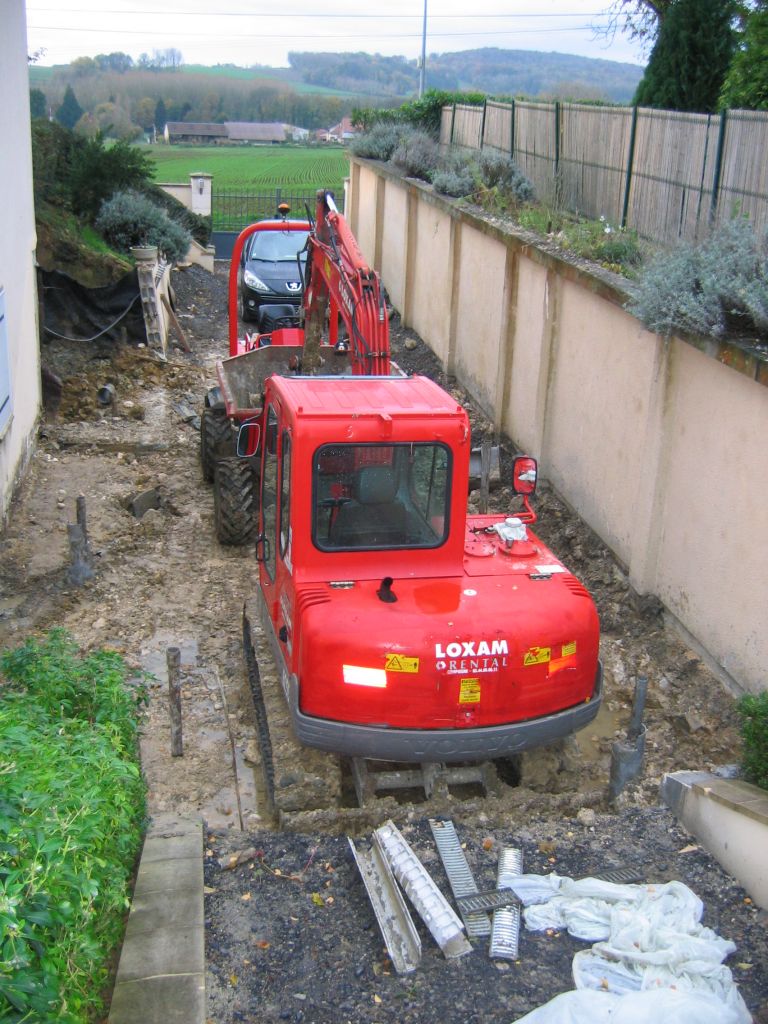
512, 456, 537, 496
237, 420, 261, 458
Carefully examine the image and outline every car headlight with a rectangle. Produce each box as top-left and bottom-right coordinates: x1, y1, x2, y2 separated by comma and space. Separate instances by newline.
243, 270, 269, 292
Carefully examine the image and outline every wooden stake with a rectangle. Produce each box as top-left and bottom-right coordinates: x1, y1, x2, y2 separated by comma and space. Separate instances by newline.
167, 647, 183, 757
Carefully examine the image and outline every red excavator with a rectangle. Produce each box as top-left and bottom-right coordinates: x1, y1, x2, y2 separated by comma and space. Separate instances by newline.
200, 191, 602, 813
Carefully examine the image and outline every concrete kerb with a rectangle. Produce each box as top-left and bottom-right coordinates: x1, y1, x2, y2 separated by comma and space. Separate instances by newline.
108, 813, 205, 1024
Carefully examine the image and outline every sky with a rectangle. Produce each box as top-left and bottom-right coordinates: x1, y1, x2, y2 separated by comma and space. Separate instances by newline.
25, 0, 648, 71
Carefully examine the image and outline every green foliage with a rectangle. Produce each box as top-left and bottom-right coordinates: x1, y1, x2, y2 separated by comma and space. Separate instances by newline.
627, 216, 768, 337
0, 630, 146, 1023
518, 205, 641, 273
390, 130, 441, 180
31, 123, 156, 223
29, 88, 47, 119
633, 0, 737, 112
31, 120, 80, 208
67, 135, 155, 220
353, 90, 485, 138
96, 190, 192, 262
55, 84, 84, 130
721, 3, 768, 109
737, 691, 768, 790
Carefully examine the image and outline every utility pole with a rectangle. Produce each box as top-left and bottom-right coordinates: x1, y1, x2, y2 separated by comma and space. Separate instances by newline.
419, 0, 428, 98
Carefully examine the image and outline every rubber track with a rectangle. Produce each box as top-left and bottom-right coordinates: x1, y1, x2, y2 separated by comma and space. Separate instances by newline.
214, 458, 256, 545
200, 408, 233, 483
243, 595, 343, 826
242, 605, 276, 806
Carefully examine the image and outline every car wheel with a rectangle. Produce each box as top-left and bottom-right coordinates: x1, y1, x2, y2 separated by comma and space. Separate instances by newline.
239, 291, 254, 323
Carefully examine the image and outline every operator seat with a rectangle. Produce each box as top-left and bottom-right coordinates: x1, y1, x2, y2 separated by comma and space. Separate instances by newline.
330, 466, 406, 547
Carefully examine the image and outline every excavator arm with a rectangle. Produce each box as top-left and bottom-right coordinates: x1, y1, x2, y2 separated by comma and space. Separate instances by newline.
302, 190, 390, 375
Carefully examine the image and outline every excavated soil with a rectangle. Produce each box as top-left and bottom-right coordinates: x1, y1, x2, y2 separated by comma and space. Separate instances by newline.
1, 263, 765, 1022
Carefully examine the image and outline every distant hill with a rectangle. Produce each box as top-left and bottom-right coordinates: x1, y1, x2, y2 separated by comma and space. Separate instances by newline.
29, 48, 645, 138
285, 48, 645, 104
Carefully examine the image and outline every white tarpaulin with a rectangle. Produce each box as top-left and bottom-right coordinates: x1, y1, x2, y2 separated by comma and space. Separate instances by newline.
508, 874, 752, 1024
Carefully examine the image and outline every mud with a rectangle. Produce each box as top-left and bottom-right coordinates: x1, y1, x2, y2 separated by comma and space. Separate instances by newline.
0, 263, 746, 827
2, 262, 764, 1021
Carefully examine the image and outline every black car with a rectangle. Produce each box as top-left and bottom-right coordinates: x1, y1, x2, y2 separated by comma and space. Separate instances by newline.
239, 220, 310, 322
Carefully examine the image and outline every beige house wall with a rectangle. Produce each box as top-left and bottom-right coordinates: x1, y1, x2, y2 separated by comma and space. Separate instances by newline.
0, 1, 41, 522
454, 226, 507, 416
348, 158, 768, 696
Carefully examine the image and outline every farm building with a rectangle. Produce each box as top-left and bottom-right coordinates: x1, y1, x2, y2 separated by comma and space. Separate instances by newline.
164, 122, 228, 144
164, 121, 285, 145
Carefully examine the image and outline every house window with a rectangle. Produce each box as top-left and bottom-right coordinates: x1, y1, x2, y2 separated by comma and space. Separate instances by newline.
0, 288, 12, 440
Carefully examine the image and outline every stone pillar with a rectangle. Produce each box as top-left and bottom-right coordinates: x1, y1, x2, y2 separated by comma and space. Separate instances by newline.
189, 173, 212, 217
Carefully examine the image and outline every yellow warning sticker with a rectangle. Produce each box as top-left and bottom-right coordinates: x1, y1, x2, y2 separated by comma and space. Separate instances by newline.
459, 678, 481, 703
385, 653, 420, 673
523, 646, 551, 666
562, 641, 577, 657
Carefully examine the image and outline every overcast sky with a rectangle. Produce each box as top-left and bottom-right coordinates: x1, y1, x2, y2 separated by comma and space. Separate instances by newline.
26, 1, 647, 71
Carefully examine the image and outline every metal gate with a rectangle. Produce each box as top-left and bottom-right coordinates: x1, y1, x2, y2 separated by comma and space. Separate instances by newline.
210, 186, 344, 258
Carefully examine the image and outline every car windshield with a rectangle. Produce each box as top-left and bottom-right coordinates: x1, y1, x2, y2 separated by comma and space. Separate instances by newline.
313, 443, 451, 551
248, 230, 309, 263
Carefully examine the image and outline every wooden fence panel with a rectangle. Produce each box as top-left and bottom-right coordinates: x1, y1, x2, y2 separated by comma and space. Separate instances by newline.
483, 100, 513, 154
627, 109, 719, 244
440, 105, 453, 147
439, 102, 768, 246
514, 102, 557, 202
452, 104, 483, 150
716, 110, 768, 235
559, 104, 633, 226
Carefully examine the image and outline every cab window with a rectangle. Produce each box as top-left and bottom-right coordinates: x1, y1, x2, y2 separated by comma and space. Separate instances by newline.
313, 443, 450, 551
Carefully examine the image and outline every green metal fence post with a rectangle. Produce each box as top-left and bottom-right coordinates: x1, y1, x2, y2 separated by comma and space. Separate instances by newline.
710, 109, 728, 224
621, 106, 639, 229
450, 104, 457, 146
554, 101, 561, 178
510, 100, 516, 160
480, 99, 487, 151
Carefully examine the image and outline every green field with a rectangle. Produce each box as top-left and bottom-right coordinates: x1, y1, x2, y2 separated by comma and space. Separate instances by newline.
142, 144, 349, 191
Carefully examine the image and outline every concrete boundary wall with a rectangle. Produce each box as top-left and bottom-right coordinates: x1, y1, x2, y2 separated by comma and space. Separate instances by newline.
348, 157, 768, 696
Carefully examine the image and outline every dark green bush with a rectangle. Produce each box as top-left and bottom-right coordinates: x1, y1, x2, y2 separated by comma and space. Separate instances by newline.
0, 630, 147, 1023
66, 135, 155, 221
353, 89, 485, 138
737, 691, 768, 790
96, 190, 192, 262
30, 122, 155, 224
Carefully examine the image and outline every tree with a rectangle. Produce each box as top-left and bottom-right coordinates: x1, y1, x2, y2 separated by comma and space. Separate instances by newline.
29, 88, 47, 119
56, 84, 84, 130
133, 96, 157, 131
721, 2, 768, 108
94, 52, 133, 73
71, 55, 97, 76
155, 98, 167, 131
633, 0, 737, 112
594, 0, 673, 49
